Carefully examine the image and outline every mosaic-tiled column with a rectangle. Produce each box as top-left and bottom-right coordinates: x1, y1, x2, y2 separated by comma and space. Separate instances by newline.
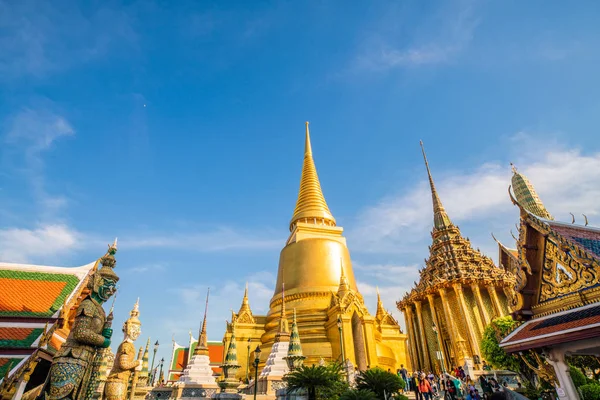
486, 284, 505, 318
438, 288, 465, 364
471, 284, 491, 327
405, 305, 421, 371
403, 307, 418, 371
414, 301, 432, 372
453, 283, 480, 360
427, 294, 448, 372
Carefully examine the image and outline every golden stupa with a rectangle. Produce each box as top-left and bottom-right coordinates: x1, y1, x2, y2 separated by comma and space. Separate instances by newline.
222, 123, 409, 378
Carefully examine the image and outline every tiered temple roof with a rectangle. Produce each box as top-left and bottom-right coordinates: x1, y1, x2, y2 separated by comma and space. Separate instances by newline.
0, 261, 95, 382
398, 143, 514, 307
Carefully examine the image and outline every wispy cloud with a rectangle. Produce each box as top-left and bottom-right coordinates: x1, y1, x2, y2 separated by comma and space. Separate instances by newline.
122, 227, 281, 252
0, 224, 81, 263
353, 0, 480, 72
3, 105, 75, 217
164, 270, 275, 340
0, 2, 137, 78
348, 134, 600, 255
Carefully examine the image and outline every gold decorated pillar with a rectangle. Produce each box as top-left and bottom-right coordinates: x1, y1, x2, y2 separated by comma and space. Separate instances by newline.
453, 283, 480, 360
362, 315, 379, 369
403, 306, 419, 371
414, 301, 432, 372
471, 284, 491, 327
426, 294, 447, 372
487, 284, 505, 318
439, 288, 466, 365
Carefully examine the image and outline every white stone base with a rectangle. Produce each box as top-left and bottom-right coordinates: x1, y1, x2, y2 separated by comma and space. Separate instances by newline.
177, 354, 218, 386
258, 341, 290, 395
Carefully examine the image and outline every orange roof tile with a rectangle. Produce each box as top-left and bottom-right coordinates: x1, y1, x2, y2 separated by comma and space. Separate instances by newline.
0, 270, 80, 317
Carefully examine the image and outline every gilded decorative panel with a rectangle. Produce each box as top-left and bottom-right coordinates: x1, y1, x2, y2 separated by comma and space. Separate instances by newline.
540, 239, 600, 303
479, 289, 496, 320
446, 291, 472, 355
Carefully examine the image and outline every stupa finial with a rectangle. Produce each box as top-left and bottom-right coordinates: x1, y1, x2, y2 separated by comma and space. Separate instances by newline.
289, 122, 336, 231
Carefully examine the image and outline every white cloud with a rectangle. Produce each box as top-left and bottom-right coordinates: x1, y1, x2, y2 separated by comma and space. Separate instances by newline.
349, 140, 600, 254
358, 281, 407, 332
354, 0, 480, 71
0, 224, 81, 263
6, 107, 74, 153
0, 2, 137, 78
3, 106, 75, 217
164, 271, 275, 341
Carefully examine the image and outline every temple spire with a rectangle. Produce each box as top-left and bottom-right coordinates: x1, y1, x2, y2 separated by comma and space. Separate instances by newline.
376, 287, 386, 320
337, 258, 350, 297
510, 163, 553, 220
420, 141, 453, 230
278, 283, 289, 334
289, 122, 336, 231
194, 288, 210, 356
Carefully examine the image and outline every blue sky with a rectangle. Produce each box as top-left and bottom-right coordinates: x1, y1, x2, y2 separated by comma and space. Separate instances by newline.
2, 0, 600, 366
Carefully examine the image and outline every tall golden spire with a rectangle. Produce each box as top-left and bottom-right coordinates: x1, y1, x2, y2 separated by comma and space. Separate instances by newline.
420, 141, 453, 230
289, 122, 336, 231
193, 288, 210, 356
510, 163, 553, 220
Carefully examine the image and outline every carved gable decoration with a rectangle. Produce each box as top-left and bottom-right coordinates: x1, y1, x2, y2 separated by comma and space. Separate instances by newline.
540, 239, 600, 303
236, 310, 255, 325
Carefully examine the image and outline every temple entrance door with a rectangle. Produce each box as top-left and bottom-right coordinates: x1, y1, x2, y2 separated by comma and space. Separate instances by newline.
351, 312, 367, 370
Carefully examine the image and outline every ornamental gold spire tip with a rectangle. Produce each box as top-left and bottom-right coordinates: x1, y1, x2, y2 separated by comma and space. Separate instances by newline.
289, 122, 336, 231
305, 121, 312, 156
419, 140, 452, 230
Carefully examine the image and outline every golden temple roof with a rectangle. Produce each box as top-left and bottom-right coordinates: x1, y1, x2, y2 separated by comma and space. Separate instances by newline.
510, 164, 553, 220
289, 122, 336, 231
397, 142, 513, 307
420, 141, 453, 231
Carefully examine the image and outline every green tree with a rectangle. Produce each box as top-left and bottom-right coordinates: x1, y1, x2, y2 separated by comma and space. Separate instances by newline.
355, 367, 404, 399
284, 363, 343, 400
480, 315, 520, 371
568, 355, 600, 380
480, 316, 539, 388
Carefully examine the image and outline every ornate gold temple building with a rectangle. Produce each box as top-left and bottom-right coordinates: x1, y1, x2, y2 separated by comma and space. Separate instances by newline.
397, 143, 515, 373
222, 122, 409, 379
500, 167, 600, 400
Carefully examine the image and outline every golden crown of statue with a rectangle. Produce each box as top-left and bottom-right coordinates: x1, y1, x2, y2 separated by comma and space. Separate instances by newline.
97, 238, 120, 280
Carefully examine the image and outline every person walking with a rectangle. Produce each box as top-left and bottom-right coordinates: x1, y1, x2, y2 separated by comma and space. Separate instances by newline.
419, 373, 434, 400
413, 372, 422, 400
400, 364, 409, 393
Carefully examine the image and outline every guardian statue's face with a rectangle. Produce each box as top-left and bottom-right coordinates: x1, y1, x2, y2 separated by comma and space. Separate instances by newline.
98, 278, 117, 301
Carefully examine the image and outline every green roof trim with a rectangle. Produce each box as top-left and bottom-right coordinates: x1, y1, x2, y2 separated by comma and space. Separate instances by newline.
0, 328, 44, 349
0, 269, 81, 317
0, 357, 25, 379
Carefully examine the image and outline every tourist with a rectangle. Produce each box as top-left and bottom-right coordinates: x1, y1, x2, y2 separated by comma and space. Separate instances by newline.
446, 377, 457, 400
413, 372, 422, 400
418, 372, 434, 400
400, 364, 409, 392
480, 375, 493, 397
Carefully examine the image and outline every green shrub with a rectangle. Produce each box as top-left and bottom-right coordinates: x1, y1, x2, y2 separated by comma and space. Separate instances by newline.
339, 389, 378, 400
355, 367, 404, 399
580, 383, 600, 400
571, 365, 588, 387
